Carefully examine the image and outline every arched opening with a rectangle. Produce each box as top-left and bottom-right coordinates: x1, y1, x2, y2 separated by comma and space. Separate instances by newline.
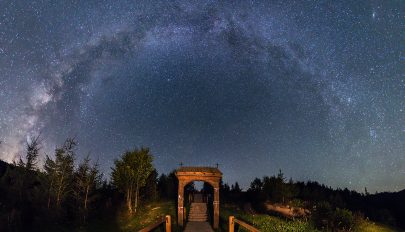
175, 167, 222, 229
183, 181, 215, 225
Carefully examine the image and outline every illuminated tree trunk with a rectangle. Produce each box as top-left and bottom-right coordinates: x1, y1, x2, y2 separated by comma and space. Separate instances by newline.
56, 173, 64, 208
127, 188, 133, 215
134, 177, 140, 213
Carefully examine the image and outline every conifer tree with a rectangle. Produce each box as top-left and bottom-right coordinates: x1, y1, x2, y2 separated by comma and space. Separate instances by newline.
25, 135, 41, 171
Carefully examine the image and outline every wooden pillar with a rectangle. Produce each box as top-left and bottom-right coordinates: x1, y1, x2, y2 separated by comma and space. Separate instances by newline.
165, 215, 171, 232
177, 182, 184, 227
229, 216, 235, 232
213, 184, 220, 229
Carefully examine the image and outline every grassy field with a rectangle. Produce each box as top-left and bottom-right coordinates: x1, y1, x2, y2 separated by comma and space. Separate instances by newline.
218, 205, 400, 232
81, 201, 400, 232
118, 201, 178, 231
83, 201, 179, 232
356, 220, 400, 232
219, 206, 317, 232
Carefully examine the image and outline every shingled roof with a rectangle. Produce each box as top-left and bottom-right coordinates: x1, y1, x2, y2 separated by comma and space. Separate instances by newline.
176, 166, 222, 174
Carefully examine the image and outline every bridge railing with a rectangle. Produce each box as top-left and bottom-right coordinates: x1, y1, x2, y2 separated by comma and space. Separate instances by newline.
229, 216, 260, 232
138, 215, 171, 232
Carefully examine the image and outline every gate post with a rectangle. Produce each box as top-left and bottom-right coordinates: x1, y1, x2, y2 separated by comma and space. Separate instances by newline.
165, 215, 171, 232
213, 185, 220, 229
177, 182, 184, 227
229, 216, 235, 232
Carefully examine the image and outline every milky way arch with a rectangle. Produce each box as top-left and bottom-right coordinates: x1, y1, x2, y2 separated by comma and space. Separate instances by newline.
0, 1, 403, 192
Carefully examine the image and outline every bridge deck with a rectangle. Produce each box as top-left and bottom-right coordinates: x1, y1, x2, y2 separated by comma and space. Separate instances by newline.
184, 194, 213, 231
184, 221, 214, 232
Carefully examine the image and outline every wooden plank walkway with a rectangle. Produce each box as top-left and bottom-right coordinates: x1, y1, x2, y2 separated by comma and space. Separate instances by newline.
184, 221, 214, 232
184, 193, 213, 231
193, 193, 203, 202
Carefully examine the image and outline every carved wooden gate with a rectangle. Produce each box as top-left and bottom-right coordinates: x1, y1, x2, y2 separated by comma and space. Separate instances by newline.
175, 167, 222, 229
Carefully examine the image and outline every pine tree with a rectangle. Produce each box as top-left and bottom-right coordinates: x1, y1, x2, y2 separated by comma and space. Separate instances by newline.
25, 135, 41, 171
249, 178, 263, 192
232, 182, 242, 193
14, 135, 41, 170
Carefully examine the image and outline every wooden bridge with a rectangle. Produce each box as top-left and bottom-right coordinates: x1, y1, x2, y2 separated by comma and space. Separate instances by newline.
139, 213, 260, 232
184, 193, 213, 232
139, 166, 260, 232
176, 166, 222, 229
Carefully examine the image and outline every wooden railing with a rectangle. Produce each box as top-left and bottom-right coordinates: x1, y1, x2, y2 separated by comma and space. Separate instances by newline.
138, 215, 171, 232
229, 216, 260, 232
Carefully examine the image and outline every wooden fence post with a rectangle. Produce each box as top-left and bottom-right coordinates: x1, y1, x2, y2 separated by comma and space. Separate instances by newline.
229, 216, 235, 232
165, 215, 171, 232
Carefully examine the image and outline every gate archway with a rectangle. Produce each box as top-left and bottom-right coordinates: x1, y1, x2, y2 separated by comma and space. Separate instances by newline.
176, 166, 222, 229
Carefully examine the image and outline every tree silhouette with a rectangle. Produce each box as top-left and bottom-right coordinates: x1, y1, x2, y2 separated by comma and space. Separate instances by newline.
231, 182, 242, 193
25, 135, 41, 171
142, 169, 158, 202
44, 138, 76, 208
74, 154, 102, 222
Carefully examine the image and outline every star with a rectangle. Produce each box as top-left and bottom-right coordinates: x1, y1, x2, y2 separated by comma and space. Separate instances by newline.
0, 0, 403, 193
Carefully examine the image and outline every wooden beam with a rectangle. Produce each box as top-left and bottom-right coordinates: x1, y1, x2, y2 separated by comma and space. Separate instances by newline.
229, 216, 235, 232
165, 215, 171, 232
138, 217, 165, 232
235, 218, 260, 232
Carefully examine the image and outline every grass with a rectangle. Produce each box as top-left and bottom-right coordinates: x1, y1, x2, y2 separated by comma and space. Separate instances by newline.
219, 205, 317, 232
219, 205, 400, 232
118, 201, 177, 231
119, 202, 176, 231
83, 201, 179, 232
356, 220, 400, 232
80, 201, 401, 232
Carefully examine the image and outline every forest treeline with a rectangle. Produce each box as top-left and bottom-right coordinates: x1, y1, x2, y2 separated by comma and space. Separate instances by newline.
0, 137, 404, 231
231, 170, 405, 230
0, 137, 109, 231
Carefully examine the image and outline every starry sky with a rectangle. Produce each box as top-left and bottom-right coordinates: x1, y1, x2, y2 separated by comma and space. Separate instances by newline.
0, 1, 404, 193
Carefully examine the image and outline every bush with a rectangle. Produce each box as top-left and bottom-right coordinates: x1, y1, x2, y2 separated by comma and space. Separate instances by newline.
312, 202, 356, 231
290, 199, 305, 208
312, 201, 333, 229
333, 208, 355, 231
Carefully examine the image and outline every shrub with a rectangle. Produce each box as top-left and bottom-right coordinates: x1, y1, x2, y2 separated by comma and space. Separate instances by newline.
312, 202, 356, 231
333, 208, 355, 231
312, 201, 333, 229
290, 199, 305, 208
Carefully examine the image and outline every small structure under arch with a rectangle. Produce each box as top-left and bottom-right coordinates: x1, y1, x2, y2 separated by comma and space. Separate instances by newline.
176, 166, 222, 229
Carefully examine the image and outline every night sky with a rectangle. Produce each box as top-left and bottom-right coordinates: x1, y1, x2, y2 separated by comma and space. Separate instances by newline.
0, 1, 404, 193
